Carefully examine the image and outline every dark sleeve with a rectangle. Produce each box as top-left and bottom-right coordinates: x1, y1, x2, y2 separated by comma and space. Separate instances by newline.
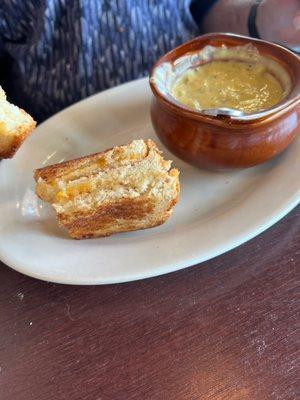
0, 21, 9, 92
0, 1, 46, 100
190, 0, 219, 30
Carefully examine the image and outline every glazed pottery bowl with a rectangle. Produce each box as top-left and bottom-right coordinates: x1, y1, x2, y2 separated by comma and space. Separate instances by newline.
150, 33, 300, 170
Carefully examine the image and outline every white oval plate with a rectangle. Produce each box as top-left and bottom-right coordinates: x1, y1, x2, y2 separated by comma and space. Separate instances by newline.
0, 78, 299, 284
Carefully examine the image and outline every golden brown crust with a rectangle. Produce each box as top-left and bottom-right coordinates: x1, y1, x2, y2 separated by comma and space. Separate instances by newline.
34, 148, 111, 181
0, 109, 36, 159
34, 139, 154, 183
57, 196, 177, 239
69, 217, 170, 239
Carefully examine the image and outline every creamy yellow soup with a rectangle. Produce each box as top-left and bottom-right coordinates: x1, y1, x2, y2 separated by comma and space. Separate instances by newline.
171, 60, 284, 114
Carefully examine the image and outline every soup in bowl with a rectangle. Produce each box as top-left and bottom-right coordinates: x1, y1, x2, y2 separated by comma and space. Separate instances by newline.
149, 33, 300, 170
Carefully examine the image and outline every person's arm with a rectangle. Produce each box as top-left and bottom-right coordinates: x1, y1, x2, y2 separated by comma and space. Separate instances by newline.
201, 0, 253, 36
200, 0, 300, 51
256, 0, 300, 50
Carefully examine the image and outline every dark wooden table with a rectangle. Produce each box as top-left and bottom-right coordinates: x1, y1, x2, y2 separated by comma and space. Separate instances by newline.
0, 206, 299, 400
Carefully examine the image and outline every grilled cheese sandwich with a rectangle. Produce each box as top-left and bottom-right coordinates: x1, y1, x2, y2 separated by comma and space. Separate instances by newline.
34, 139, 180, 239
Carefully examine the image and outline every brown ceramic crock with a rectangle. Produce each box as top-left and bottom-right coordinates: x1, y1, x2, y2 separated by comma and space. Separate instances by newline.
149, 33, 300, 170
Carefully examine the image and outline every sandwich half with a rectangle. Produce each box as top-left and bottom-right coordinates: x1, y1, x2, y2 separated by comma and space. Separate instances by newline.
34, 139, 180, 239
0, 86, 36, 158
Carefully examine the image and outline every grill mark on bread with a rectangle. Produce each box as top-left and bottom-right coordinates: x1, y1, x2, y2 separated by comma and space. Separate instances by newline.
58, 198, 157, 238
60, 198, 155, 225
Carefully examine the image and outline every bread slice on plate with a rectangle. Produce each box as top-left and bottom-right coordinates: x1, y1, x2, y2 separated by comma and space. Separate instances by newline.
34, 139, 180, 239
0, 86, 36, 158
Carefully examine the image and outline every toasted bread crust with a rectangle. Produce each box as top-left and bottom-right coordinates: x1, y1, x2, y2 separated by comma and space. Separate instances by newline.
34, 148, 113, 181
58, 193, 179, 239
34, 140, 153, 183
0, 108, 36, 159
68, 216, 170, 239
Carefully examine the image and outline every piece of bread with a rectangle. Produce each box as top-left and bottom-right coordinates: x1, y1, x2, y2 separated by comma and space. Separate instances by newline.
34, 139, 180, 239
0, 86, 36, 158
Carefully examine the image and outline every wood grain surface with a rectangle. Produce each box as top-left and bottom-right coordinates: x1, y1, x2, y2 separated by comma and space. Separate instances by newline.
0, 206, 299, 400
